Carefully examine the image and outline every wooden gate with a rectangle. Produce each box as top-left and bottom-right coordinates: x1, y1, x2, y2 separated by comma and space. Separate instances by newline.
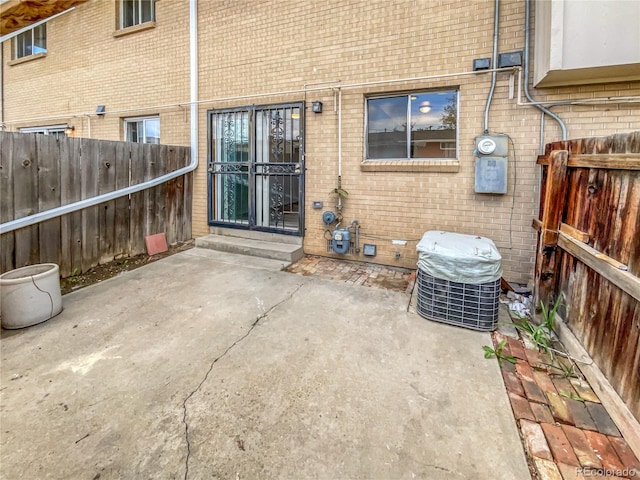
533, 132, 640, 421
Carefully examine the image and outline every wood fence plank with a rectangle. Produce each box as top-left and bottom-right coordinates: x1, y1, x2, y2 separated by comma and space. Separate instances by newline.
114, 141, 130, 256
534, 150, 568, 306
13, 134, 39, 267
559, 223, 589, 243
165, 145, 179, 245
154, 144, 168, 238
0, 132, 15, 273
557, 231, 640, 302
60, 137, 83, 277
36, 135, 62, 266
142, 143, 156, 240
538, 154, 640, 170
129, 142, 145, 255
98, 140, 117, 263
81, 138, 99, 272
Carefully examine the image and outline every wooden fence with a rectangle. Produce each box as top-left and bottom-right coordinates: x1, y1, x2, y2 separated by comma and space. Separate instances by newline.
0, 132, 192, 277
533, 131, 640, 421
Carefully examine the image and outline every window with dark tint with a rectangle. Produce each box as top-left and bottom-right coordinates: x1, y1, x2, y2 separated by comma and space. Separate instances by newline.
366, 90, 458, 160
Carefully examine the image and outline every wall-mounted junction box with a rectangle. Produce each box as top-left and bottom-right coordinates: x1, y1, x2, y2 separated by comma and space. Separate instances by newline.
474, 134, 508, 194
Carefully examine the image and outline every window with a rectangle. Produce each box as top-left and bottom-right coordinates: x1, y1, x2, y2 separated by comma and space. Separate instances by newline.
20, 125, 66, 139
120, 0, 155, 29
124, 116, 160, 144
14, 24, 46, 59
366, 90, 458, 160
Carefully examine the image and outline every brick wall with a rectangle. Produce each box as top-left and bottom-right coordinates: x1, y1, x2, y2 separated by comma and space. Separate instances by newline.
2, 0, 190, 145
3, 0, 640, 284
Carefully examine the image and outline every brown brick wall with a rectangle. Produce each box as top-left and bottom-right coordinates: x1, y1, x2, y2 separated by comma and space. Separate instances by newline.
3, 0, 640, 284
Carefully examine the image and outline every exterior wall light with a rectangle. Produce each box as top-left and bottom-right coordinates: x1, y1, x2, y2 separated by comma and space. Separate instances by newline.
96, 105, 106, 116
64, 125, 75, 136
312, 101, 323, 113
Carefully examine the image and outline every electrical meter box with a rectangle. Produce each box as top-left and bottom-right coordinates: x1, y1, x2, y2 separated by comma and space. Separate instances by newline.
474, 134, 508, 194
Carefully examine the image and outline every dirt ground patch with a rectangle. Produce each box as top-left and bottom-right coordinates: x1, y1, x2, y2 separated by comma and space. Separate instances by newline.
60, 240, 194, 295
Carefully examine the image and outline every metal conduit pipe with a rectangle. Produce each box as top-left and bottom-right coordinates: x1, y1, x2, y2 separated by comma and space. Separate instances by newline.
483, 0, 500, 133
0, 0, 200, 235
524, 0, 567, 140
5, 68, 509, 126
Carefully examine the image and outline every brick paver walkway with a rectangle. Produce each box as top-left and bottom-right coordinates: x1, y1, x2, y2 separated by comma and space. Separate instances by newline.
285, 255, 415, 293
493, 331, 640, 479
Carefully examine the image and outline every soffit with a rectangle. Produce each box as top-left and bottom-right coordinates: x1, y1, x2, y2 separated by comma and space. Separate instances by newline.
1, 0, 89, 35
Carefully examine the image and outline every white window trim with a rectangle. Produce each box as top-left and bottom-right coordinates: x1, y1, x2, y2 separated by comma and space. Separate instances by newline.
20, 124, 66, 135
119, 0, 155, 30
124, 115, 160, 144
364, 90, 459, 162
14, 24, 46, 60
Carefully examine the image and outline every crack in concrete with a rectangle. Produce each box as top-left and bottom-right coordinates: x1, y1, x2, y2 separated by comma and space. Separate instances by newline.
181, 281, 305, 480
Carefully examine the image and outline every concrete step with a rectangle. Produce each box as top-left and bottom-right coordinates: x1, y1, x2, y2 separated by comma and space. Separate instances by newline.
195, 234, 304, 265
209, 227, 302, 245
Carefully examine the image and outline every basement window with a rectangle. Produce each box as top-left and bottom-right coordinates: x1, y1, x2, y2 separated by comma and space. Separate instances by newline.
19, 125, 66, 139
14, 24, 46, 59
119, 0, 155, 29
365, 90, 458, 160
124, 116, 160, 144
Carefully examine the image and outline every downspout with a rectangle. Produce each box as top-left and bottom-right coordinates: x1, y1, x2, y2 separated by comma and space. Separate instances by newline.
483, 0, 500, 134
524, 0, 567, 140
0, 1, 199, 235
189, 0, 198, 178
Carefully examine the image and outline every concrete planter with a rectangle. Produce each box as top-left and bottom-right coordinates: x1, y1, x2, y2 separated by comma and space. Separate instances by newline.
1, 264, 63, 329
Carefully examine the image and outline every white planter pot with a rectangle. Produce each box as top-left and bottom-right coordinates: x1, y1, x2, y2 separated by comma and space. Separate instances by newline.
1, 263, 63, 329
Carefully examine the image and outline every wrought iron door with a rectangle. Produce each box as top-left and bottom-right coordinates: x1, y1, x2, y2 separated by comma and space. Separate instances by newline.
208, 103, 304, 235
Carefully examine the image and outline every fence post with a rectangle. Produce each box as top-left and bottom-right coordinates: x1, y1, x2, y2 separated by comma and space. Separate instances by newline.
534, 149, 569, 308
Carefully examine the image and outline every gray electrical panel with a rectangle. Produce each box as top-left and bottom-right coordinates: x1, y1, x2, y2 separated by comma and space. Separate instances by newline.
474, 134, 508, 194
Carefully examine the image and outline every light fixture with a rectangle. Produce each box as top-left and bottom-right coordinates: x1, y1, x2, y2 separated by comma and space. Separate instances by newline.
64, 125, 75, 136
312, 101, 323, 113
96, 105, 106, 116
419, 101, 431, 114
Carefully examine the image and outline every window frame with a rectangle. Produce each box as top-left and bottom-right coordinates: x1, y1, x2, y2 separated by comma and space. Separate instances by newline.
364, 89, 459, 162
14, 24, 47, 60
119, 0, 155, 30
124, 116, 160, 144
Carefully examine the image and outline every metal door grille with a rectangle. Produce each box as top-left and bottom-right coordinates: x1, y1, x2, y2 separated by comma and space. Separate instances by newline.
207, 103, 304, 235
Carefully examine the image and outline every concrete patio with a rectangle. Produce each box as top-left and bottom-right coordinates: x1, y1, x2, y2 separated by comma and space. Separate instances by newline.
0, 248, 530, 479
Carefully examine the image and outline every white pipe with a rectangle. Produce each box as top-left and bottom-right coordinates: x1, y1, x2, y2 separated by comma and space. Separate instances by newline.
0, 0, 199, 235
190, 0, 198, 172
5, 68, 507, 126
85, 114, 91, 138
7, 65, 637, 127
483, 0, 500, 133
0, 8, 76, 44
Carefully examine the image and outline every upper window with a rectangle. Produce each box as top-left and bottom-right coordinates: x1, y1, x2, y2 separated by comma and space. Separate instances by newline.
124, 116, 160, 144
14, 24, 46, 59
20, 125, 67, 139
366, 90, 458, 160
120, 0, 155, 29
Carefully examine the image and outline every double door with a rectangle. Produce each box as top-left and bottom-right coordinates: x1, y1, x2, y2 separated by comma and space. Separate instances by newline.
208, 103, 304, 235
